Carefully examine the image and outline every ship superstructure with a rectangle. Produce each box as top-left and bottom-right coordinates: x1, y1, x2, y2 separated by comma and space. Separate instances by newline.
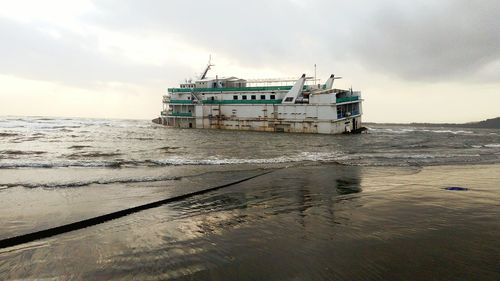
158, 61, 363, 134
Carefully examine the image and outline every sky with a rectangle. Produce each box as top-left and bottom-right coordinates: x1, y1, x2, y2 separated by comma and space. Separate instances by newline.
0, 0, 498, 123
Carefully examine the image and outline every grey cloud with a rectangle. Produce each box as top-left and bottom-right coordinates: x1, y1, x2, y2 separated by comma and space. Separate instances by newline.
343, 1, 500, 82
91, 0, 500, 82
0, 18, 190, 89
1, 0, 498, 87
90, 0, 344, 69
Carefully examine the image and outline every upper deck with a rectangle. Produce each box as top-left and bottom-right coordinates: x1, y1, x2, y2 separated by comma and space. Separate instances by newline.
165, 60, 361, 106
167, 84, 332, 94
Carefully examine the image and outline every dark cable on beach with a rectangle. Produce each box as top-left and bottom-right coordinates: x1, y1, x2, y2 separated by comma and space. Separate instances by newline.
0, 170, 272, 250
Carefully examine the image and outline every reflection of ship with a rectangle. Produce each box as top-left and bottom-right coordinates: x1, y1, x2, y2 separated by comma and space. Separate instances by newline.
156, 59, 363, 134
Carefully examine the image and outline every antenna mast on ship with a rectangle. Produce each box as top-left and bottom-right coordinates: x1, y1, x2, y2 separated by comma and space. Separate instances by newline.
200, 55, 214, 80
314, 64, 317, 85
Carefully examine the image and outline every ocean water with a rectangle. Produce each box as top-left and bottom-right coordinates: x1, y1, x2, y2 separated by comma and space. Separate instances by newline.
0, 116, 499, 280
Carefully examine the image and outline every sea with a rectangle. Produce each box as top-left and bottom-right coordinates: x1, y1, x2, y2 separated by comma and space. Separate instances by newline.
0, 116, 499, 280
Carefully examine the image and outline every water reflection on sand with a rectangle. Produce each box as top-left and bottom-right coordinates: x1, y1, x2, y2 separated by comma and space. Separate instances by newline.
1, 164, 498, 280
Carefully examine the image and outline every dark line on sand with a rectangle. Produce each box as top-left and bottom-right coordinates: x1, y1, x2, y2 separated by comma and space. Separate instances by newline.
0, 170, 272, 250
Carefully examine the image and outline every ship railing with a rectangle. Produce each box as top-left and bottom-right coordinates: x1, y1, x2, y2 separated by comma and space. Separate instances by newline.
337, 111, 360, 119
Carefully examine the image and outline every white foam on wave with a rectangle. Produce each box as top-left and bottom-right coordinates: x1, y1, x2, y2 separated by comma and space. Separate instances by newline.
368, 128, 413, 134
153, 152, 345, 166
425, 129, 474, 134
345, 153, 481, 160
368, 127, 474, 135
484, 143, 500, 148
0, 152, 345, 168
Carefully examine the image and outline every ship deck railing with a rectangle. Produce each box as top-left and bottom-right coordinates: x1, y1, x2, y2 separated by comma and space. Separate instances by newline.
337, 111, 360, 119
164, 96, 359, 105
167, 84, 328, 93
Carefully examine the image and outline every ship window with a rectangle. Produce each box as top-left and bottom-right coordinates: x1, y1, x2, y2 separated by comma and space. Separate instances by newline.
270, 95, 276, 100
251, 95, 256, 100
187, 96, 191, 100
285, 97, 294, 102
260, 95, 266, 100
242, 95, 247, 100
233, 95, 238, 100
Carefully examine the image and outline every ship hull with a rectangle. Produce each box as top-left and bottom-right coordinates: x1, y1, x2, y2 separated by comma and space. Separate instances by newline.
159, 104, 362, 134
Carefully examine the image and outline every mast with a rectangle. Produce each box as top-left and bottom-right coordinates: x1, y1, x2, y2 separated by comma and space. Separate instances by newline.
314, 64, 317, 85
200, 55, 214, 80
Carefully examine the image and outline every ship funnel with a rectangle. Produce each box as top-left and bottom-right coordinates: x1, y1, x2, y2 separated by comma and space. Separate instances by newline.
325, 74, 342, 89
325, 74, 335, 89
282, 74, 306, 104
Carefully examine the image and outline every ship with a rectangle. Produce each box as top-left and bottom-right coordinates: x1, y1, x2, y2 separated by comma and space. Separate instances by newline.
156, 60, 363, 134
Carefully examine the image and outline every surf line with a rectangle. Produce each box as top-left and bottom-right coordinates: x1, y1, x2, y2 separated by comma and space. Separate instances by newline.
0, 170, 273, 250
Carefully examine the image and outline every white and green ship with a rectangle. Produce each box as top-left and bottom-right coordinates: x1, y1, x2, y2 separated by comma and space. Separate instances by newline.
157, 61, 363, 134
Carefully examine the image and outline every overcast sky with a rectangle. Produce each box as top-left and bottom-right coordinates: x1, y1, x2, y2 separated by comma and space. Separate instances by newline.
0, 0, 498, 122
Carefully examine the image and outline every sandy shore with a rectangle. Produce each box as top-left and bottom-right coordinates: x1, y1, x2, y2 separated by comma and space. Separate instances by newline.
1, 163, 499, 280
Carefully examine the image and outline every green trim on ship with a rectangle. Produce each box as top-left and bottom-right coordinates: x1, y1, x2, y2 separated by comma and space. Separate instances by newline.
201, 99, 283, 105
336, 96, 359, 103
168, 100, 194, 104
168, 112, 193, 117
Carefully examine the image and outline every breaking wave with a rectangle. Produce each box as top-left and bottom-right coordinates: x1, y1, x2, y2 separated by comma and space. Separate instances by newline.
0, 152, 345, 169
151, 152, 344, 166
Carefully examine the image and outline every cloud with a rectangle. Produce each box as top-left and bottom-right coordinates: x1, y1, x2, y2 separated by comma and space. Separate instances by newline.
1, 0, 499, 91
345, 1, 500, 82
90, 0, 315, 68
0, 17, 191, 89
90, 0, 500, 83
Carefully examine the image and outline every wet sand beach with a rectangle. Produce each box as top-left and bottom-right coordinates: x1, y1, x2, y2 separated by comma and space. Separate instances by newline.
0, 163, 499, 280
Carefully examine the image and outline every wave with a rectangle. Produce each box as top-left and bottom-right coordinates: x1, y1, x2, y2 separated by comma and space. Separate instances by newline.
66, 151, 122, 158
0, 132, 19, 137
0, 150, 46, 156
484, 143, 500, 148
151, 152, 344, 166
430, 130, 473, 134
368, 127, 474, 135
2, 175, 180, 189
158, 146, 182, 151
68, 145, 92, 150
0, 150, 494, 169
0, 152, 344, 169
